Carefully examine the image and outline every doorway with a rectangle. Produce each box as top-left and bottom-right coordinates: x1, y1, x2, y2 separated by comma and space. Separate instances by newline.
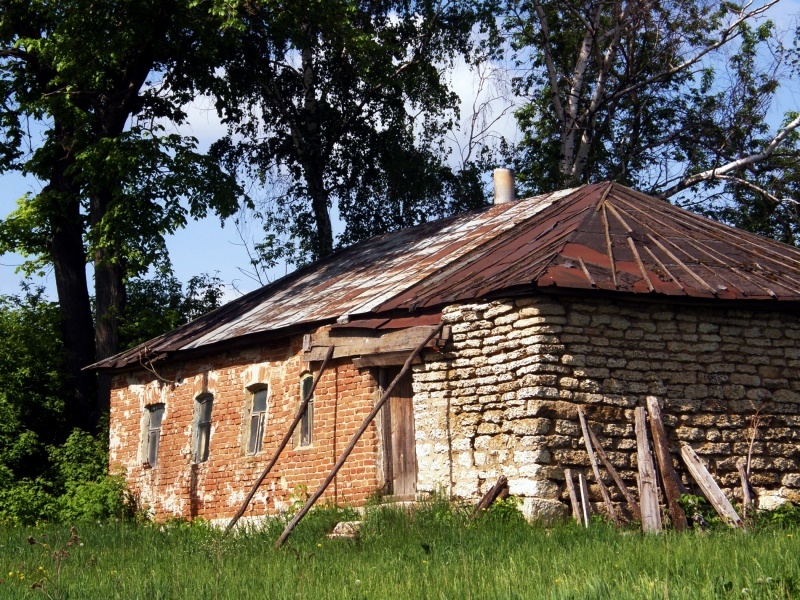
380, 367, 418, 500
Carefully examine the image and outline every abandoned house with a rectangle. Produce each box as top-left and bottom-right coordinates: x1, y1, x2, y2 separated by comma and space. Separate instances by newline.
93, 180, 800, 523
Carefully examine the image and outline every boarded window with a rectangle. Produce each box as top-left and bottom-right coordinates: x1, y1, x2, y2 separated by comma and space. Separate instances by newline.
247, 387, 268, 455
194, 394, 213, 463
145, 404, 165, 467
300, 374, 314, 446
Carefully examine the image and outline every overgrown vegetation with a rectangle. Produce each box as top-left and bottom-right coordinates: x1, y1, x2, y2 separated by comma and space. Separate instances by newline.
1, 500, 798, 599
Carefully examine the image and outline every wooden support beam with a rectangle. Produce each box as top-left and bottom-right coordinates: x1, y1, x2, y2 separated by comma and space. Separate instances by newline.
585, 422, 641, 521
276, 324, 444, 548
577, 407, 619, 525
680, 444, 744, 529
304, 325, 446, 361
646, 397, 688, 531
470, 476, 509, 519
635, 406, 662, 533
564, 468, 582, 525
578, 472, 591, 528
225, 345, 335, 534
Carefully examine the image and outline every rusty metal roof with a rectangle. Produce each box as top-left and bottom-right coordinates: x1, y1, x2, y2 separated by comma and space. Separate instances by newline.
93, 182, 800, 370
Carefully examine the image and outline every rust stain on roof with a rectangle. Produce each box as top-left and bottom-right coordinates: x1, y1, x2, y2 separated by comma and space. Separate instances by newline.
93, 182, 800, 370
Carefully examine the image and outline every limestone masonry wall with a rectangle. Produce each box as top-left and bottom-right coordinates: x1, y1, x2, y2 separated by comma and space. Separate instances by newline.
413, 295, 800, 519
109, 330, 382, 522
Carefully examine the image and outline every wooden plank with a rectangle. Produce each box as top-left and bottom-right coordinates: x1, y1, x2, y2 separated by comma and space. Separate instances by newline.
470, 476, 509, 519
738, 463, 754, 519
680, 444, 744, 529
353, 352, 423, 368
389, 368, 417, 499
304, 326, 440, 361
225, 345, 335, 534
564, 468, 582, 525
578, 472, 591, 528
276, 324, 444, 548
585, 423, 641, 521
577, 407, 619, 524
635, 406, 662, 533
645, 397, 688, 531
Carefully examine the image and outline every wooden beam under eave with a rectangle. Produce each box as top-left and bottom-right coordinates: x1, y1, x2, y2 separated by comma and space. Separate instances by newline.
303, 325, 450, 362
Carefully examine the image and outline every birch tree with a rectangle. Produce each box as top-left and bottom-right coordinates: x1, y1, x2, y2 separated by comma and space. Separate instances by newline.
506, 0, 797, 194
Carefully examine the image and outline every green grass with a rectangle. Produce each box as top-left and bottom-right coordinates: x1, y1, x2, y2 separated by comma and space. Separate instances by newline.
1, 500, 798, 599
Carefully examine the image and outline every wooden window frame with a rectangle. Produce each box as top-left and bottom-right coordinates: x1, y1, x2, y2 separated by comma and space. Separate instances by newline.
194, 394, 213, 464
299, 374, 314, 447
144, 404, 165, 468
246, 384, 269, 455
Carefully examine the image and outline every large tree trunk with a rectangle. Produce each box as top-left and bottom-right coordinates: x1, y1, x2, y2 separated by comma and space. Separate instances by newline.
91, 188, 126, 363
46, 164, 97, 432
299, 37, 333, 259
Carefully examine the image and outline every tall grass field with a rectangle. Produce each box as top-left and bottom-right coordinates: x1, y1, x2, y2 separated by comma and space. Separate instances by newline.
1, 500, 798, 599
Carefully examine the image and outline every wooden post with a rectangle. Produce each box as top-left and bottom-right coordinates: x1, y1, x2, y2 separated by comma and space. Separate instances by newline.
645, 397, 688, 531
469, 476, 509, 519
275, 324, 444, 548
225, 345, 335, 534
577, 407, 619, 524
564, 469, 582, 525
738, 463, 754, 519
635, 406, 662, 533
578, 472, 591, 528
680, 444, 744, 529
585, 422, 641, 521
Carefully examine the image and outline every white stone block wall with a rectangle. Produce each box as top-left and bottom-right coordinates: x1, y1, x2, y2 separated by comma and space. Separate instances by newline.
412, 295, 800, 519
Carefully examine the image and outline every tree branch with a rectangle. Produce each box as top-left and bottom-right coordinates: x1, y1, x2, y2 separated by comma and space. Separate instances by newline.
661, 113, 800, 198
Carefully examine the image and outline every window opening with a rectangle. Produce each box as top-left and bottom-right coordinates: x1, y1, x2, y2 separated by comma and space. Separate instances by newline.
194, 395, 213, 463
247, 387, 268, 455
300, 374, 314, 446
145, 404, 165, 467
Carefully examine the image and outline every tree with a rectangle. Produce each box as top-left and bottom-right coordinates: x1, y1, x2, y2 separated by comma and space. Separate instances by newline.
504, 0, 800, 236
120, 272, 226, 349
0, 0, 242, 430
212, 0, 488, 267
0, 287, 68, 491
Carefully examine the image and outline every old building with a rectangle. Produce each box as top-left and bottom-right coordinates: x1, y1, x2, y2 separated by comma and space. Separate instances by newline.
94, 181, 800, 522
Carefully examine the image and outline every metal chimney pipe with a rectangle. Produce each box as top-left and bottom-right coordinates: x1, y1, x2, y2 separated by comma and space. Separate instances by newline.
493, 168, 515, 204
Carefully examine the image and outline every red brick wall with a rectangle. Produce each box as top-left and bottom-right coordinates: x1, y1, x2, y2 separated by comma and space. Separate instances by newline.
109, 331, 382, 521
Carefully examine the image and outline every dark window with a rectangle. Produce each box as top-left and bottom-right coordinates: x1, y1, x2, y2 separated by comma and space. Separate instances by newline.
300, 375, 314, 446
247, 388, 268, 455
194, 395, 213, 463
145, 404, 165, 467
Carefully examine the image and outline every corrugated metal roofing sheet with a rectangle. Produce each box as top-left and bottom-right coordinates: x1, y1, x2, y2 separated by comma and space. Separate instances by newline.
93, 182, 800, 370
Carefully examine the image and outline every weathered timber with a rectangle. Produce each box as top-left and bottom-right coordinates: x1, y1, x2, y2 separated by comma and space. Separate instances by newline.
585, 423, 641, 521
225, 346, 335, 534
276, 324, 444, 548
680, 444, 744, 529
304, 326, 445, 361
470, 475, 509, 519
577, 407, 619, 525
578, 472, 591, 528
739, 463, 754, 518
635, 406, 662, 533
564, 468, 582, 524
646, 396, 688, 531
353, 352, 423, 368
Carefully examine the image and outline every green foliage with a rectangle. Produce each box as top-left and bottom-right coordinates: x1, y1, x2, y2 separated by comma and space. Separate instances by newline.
120, 273, 225, 349
0, 287, 68, 485
504, 0, 800, 246
213, 0, 489, 265
482, 495, 525, 525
